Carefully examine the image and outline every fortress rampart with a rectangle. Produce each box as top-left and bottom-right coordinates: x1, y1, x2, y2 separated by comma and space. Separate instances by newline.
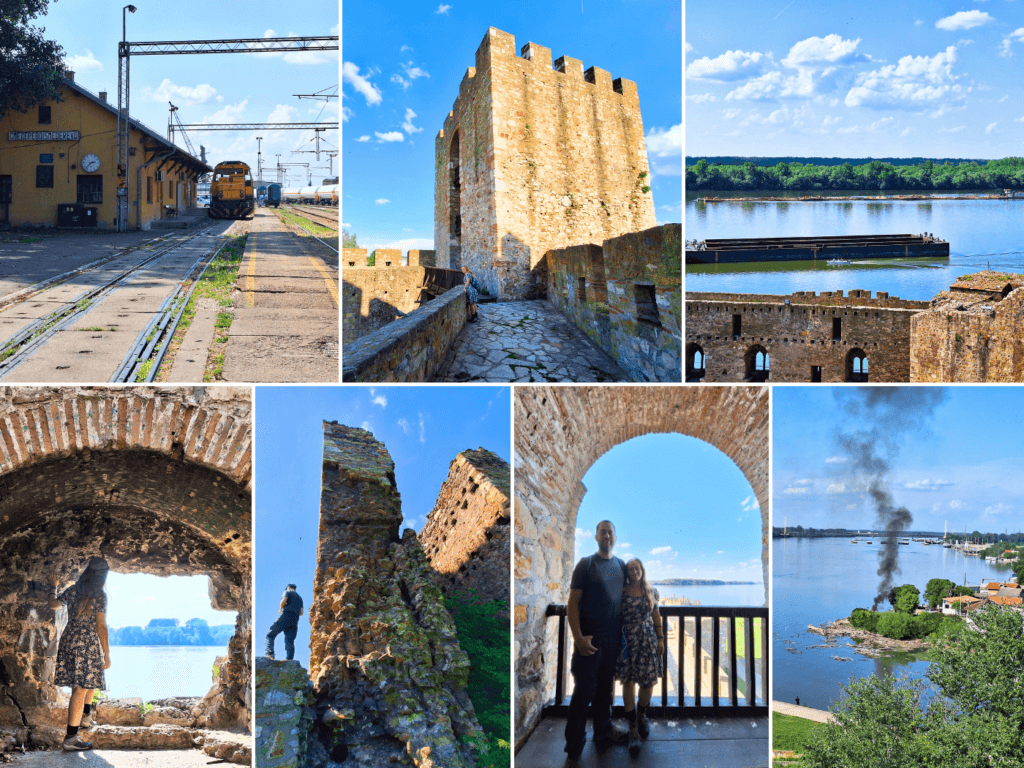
343, 266, 463, 343
686, 290, 928, 383
434, 27, 656, 300
418, 449, 511, 605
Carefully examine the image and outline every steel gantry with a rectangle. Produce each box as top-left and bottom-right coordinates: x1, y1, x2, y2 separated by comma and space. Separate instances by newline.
116, 34, 338, 231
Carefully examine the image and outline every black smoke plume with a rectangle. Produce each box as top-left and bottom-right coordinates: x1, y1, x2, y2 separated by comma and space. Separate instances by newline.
834, 388, 945, 610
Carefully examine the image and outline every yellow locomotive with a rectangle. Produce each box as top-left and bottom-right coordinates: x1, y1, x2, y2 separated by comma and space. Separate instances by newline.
209, 161, 255, 219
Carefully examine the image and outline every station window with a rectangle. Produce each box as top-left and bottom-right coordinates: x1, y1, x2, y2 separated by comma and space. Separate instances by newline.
39, 154, 53, 164
36, 166, 54, 188
77, 176, 102, 204
38, 106, 51, 124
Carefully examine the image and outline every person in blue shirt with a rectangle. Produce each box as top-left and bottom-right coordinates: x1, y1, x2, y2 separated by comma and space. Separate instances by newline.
266, 584, 304, 660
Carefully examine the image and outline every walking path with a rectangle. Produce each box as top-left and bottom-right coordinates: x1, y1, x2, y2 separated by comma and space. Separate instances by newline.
772, 699, 834, 723
439, 300, 628, 382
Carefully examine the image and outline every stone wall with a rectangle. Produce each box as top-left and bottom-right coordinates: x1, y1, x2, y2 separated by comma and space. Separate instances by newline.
342, 248, 368, 268
342, 285, 467, 382
686, 290, 929, 383
408, 250, 437, 267
418, 449, 511, 606
910, 272, 1024, 382
547, 224, 681, 382
343, 267, 463, 343
434, 27, 657, 300
255, 658, 314, 768
512, 386, 769, 746
372, 249, 402, 268
0, 387, 253, 749
308, 423, 482, 767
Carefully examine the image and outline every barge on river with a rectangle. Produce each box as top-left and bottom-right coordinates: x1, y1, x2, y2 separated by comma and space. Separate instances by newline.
686, 233, 949, 264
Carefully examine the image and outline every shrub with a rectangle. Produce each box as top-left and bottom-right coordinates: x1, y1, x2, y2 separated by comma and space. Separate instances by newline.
876, 611, 912, 640
849, 608, 878, 632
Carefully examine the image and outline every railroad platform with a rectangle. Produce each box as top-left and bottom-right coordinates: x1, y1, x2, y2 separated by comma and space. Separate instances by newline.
221, 208, 338, 382
516, 715, 769, 768
150, 207, 211, 230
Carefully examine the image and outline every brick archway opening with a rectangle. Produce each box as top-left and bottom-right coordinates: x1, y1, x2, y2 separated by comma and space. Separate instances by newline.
0, 388, 251, 757
513, 386, 768, 745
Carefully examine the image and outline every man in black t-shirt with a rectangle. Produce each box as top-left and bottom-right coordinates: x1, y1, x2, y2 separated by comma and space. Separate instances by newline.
564, 520, 628, 764
266, 584, 304, 660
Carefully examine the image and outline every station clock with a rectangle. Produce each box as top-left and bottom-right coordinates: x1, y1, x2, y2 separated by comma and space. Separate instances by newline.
81, 154, 101, 173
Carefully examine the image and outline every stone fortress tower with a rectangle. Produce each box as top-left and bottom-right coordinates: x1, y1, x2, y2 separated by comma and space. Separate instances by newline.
305, 423, 484, 767
434, 27, 657, 300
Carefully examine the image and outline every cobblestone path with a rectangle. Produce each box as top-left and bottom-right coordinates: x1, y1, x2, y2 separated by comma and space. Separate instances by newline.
439, 300, 628, 382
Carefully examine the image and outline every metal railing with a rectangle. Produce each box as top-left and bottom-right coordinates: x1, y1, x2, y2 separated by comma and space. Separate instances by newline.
542, 604, 768, 718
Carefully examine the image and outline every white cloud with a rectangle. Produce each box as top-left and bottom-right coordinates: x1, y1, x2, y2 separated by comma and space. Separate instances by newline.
397, 418, 410, 433
782, 35, 865, 69
402, 108, 423, 134
646, 124, 682, 157
982, 502, 1013, 519
784, 486, 809, 494
726, 71, 783, 101
618, 543, 632, 549
741, 496, 759, 512
904, 478, 956, 491
360, 421, 372, 432
375, 131, 405, 142
717, 550, 725, 554
1000, 28, 1024, 58
827, 483, 848, 494
371, 391, 387, 408
795, 479, 813, 486
945, 125, 967, 133
845, 47, 965, 110
435, 3, 451, 14
144, 79, 220, 106
356, 135, 370, 142
722, 108, 742, 119
870, 117, 895, 130
685, 42, 694, 53
825, 455, 847, 464
418, 413, 425, 443
950, 499, 962, 509
65, 49, 103, 73
687, 50, 770, 82
935, 10, 993, 31
375, 198, 390, 205
688, 93, 717, 103
650, 546, 673, 556
985, 122, 998, 134
900, 127, 913, 137
342, 62, 382, 106
575, 527, 593, 554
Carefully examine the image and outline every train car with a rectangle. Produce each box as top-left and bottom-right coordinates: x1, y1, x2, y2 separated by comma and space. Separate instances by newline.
298, 186, 318, 204
267, 183, 282, 208
281, 187, 303, 204
315, 184, 338, 206
209, 161, 255, 220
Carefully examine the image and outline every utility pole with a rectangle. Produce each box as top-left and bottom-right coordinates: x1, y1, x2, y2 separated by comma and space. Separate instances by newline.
276, 154, 282, 184
256, 136, 263, 185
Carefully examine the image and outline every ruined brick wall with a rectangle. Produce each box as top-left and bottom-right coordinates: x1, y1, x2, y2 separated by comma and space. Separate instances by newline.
686, 290, 928, 383
418, 449, 511, 605
0, 387, 252, 747
255, 658, 314, 768
513, 386, 768, 746
548, 224, 681, 382
911, 284, 1024, 382
342, 286, 468, 382
342, 248, 368, 268
309, 423, 482, 767
434, 27, 657, 300
343, 267, 464, 343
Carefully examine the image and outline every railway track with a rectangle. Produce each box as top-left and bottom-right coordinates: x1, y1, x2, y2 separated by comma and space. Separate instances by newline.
0, 226, 229, 382
284, 204, 339, 231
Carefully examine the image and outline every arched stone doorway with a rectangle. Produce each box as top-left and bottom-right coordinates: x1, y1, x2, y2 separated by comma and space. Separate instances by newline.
0, 387, 252, 748
513, 386, 768, 744
743, 344, 770, 383
846, 347, 869, 382
685, 342, 706, 382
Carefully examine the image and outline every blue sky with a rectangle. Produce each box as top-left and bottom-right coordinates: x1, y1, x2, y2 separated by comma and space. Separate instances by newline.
40, 0, 338, 185
342, 0, 682, 255
105, 573, 232, 629
254, 385, 511, 667
774, 386, 1024, 533
686, 0, 1024, 158
574, 433, 763, 584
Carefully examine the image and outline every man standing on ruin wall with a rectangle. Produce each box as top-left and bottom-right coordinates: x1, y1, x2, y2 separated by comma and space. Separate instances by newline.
265, 583, 304, 661
564, 520, 629, 765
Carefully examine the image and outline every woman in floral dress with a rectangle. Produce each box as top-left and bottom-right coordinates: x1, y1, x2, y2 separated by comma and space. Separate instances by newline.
462, 266, 480, 322
614, 558, 664, 756
49, 558, 111, 752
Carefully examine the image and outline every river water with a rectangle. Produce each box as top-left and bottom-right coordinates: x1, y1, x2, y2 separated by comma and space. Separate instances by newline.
772, 537, 1016, 712
653, 583, 765, 606
92, 646, 225, 701
685, 190, 1024, 300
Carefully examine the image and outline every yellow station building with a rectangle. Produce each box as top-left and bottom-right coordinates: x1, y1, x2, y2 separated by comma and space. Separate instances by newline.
0, 74, 210, 230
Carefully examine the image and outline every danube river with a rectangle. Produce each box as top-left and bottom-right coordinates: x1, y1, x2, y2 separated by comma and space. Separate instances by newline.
99, 646, 226, 701
686, 190, 1024, 300
773, 537, 1015, 711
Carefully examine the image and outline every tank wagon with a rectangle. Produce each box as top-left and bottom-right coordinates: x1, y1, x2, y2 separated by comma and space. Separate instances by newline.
281, 184, 338, 206
209, 161, 255, 220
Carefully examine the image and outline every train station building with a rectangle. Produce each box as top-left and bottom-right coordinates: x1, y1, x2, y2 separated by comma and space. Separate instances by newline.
0, 73, 210, 230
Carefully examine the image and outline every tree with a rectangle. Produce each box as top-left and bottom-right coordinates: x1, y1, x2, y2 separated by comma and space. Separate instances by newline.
893, 584, 920, 614
342, 229, 358, 248
924, 578, 955, 609
0, 0, 65, 119
876, 611, 912, 639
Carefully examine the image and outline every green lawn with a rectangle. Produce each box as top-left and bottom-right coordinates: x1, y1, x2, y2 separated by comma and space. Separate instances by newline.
773, 711, 818, 753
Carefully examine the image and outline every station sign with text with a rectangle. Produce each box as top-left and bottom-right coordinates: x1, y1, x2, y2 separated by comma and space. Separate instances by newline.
8, 131, 81, 141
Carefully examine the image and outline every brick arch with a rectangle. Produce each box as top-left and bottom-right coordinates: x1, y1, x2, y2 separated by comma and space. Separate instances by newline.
0, 387, 252, 744
513, 385, 768, 745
